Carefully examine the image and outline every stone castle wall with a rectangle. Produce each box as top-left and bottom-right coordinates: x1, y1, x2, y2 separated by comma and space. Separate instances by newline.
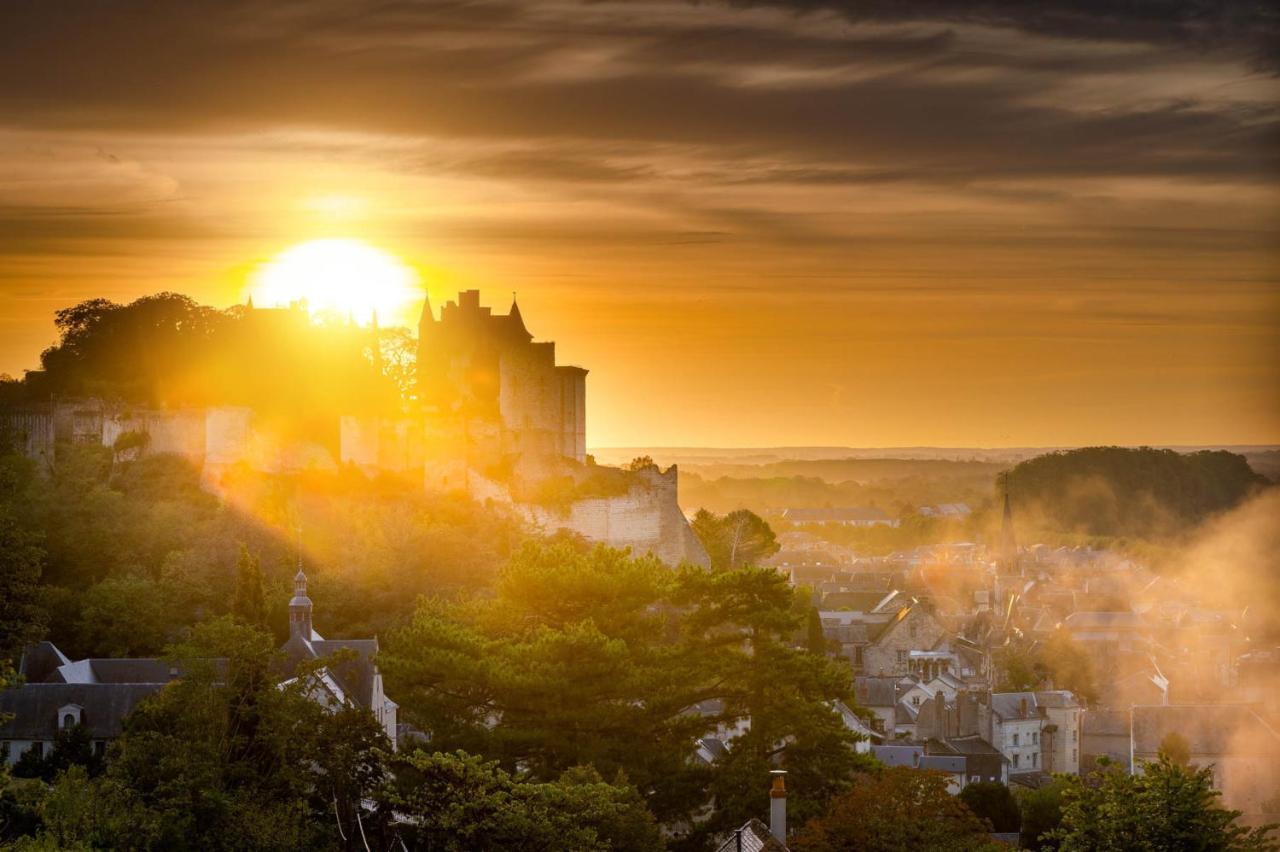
521, 466, 709, 566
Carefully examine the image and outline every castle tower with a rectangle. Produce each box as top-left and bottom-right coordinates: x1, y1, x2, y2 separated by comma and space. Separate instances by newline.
289, 569, 313, 641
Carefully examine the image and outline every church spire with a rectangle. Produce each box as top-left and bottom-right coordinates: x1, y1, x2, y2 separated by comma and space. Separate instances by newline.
289, 568, 313, 641
999, 473, 1018, 574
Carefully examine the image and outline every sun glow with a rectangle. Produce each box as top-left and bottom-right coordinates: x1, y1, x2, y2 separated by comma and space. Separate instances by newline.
250, 239, 419, 325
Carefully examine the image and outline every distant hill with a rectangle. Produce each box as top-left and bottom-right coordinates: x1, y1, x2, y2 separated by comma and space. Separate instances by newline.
1007, 446, 1270, 540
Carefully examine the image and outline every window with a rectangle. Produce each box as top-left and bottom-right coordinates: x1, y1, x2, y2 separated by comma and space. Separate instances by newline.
1072, 749, 1077, 764
897, 650, 908, 663
1032, 732, 1039, 745
1073, 730, 1078, 743
1032, 753, 1038, 768
62, 714, 76, 729
911, 695, 921, 707
1012, 733, 1020, 746
95, 741, 107, 757
1013, 754, 1020, 768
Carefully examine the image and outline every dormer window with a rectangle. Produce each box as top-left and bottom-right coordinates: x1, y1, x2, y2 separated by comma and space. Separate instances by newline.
57, 704, 83, 729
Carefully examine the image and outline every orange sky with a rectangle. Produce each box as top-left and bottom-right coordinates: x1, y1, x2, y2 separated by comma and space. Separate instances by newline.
1, 1, 1277, 447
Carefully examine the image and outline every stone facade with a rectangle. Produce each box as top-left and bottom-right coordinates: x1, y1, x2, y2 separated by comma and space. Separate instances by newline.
521, 465, 708, 566
418, 290, 587, 464
861, 605, 949, 678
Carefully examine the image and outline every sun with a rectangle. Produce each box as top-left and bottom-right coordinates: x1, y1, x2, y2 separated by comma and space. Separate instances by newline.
249, 239, 419, 325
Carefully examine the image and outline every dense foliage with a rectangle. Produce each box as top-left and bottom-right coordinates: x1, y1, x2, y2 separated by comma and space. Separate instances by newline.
689, 508, 780, 570
380, 542, 871, 845
1007, 446, 1268, 540
995, 629, 1098, 705
0, 442, 522, 660
790, 767, 1003, 852
0, 293, 402, 418
1051, 756, 1278, 851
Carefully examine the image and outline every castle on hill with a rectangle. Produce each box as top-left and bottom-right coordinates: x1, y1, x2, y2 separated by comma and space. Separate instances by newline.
0, 290, 709, 566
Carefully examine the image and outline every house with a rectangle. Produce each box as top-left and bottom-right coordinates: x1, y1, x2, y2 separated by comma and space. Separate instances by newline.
921, 754, 967, 793
832, 700, 882, 753
860, 604, 949, 678
933, 735, 1009, 785
1081, 709, 1131, 772
1035, 690, 1081, 775
983, 692, 1044, 774
1130, 704, 1280, 819
853, 676, 900, 737
782, 507, 899, 528
2, 570, 397, 766
872, 743, 924, 768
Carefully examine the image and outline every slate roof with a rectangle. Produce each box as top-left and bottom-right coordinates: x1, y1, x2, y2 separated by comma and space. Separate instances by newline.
944, 735, 1009, 761
990, 692, 1039, 721
872, 744, 923, 768
921, 755, 966, 774
279, 635, 381, 710
783, 507, 892, 523
1082, 709, 1129, 737
854, 676, 899, 708
18, 642, 70, 684
1035, 690, 1080, 709
1131, 704, 1280, 757
0, 684, 163, 740
713, 819, 786, 852
1063, 612, 1144, 631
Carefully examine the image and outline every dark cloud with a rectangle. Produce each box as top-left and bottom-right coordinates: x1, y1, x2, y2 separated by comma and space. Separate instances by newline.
732, 0, 1280, 69
0, 0, 1273, 191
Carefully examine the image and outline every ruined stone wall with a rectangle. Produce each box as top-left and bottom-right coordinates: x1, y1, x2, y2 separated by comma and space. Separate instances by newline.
0, 409, 55, 461
521, 465, 709, 566
101, 410, 206, 461
340, 416, 424, 476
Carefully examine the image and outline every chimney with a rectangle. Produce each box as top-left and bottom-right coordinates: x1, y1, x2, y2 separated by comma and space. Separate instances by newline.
1020, 697, 1028, 718
769, 770, 787, 843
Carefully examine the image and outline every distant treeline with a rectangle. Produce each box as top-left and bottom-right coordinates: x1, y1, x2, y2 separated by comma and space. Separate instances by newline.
1007, 446, 1269, 540
679, 459, 1003, 516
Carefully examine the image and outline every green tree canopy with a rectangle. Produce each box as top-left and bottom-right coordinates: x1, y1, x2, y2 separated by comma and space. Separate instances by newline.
381, 750, 663, 852
1005, 446, 1267, 540
960, 780, 1021, 834
691, 508, 781, 570
1052, 755, 1278, 851
791, 767, 1004, 852
381, 542, 865, 829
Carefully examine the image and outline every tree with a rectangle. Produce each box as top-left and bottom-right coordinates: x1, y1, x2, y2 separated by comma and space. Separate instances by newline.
382, 544, 864, 828
1052, 755, 1278, 851
1159, 731, 1192, 766
0, 510, 45, 664
16, 617, 393, 850
231, 544, 267, 628
806, 606, 827, 655
791, 767, 1004, 852
380, 750, 663, 852
960, 781, 1021, 833
691, 508, 780, 570
625, 456, 656, 472
9, 724, 102, 783
1017, 777, 1066, 851
77, 574, 172, 658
